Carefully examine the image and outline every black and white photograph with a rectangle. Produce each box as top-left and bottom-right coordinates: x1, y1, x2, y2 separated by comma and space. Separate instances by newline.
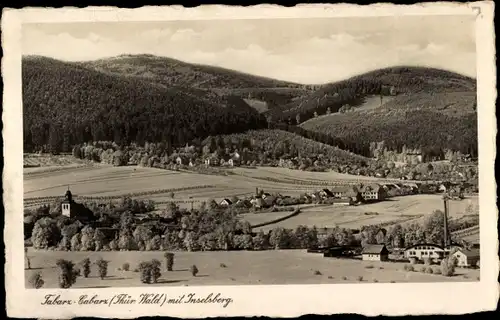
3, 3, 497, 318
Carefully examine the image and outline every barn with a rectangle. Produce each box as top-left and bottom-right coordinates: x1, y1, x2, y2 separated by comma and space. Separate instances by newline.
361, 244, 389, 261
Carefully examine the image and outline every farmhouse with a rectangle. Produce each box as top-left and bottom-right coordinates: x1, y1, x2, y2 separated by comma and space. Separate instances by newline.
235, 199, 252, 208
60, 189, 95, 223
219, 198, 233, 207
452, 248, 480, 268
330, 185, 360, 200
404, 243, 445, 262
360, 184, 386, 201
361, 244, 389, 261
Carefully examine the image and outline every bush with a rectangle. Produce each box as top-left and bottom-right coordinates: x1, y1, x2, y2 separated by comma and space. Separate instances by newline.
164, 252, 174, 271
96, 257, 108, 280
190, 265, 199, 277
419, 267, 426, 273
150, 259, 162, 283
373, 279, 379, 283
55, 259, 78, 288
390, 280, 396, 283
28, 272, 44, 289
423, 257, 432, 265
220, 263, 227, 268
440, 258, 455, 277
133, 268, 139, 272
433, 268, 442, 275
328, 276, 333, 279
357, 276, 363, 282
403, 264, 414, 272
122, 262, 130, 271
426, 267, 434, 274
139, 261, 152, 284
409, 257, 418, 265
313, 270, 322, 275
82, 258, 91, 278
342, 276, 348, 280
365, 265, 374, 269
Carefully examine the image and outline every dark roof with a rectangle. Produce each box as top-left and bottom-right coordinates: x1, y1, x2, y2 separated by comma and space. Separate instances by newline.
455, 248, 480, 258
361, 184, 382, 193
330, 186, 357, 193
220, 198, 233, 204
362, 244, 387, 254
321, 189, 334, 196
404, 243, 444, 251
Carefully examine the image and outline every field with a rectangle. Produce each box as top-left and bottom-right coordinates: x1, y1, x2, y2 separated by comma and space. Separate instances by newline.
249, 195, 479, 232
24, 164, 410, 209
24, 249, 479, 288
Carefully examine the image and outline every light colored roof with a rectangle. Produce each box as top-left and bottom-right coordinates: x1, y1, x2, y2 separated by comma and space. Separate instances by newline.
455, 248, 480, 258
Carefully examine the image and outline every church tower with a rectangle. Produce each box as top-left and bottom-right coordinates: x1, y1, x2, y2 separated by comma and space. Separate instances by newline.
61, 187, 73, 217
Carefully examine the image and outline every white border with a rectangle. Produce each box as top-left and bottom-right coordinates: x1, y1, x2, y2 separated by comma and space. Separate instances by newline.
2, 3, 498, 318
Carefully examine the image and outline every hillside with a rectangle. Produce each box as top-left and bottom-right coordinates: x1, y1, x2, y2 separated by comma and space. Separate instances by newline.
206, 129, 373, 169
22, 56, 267, 153
281, 67, 479, 158
80, 54, 311, 109
268, 66, 476, 121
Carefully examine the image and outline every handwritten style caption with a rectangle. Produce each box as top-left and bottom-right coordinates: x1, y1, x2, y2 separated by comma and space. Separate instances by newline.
41, 293, 233, 308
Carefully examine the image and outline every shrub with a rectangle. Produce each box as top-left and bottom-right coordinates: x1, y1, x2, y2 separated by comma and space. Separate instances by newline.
419, 267, 426, 273
139, 261, 152, 284
28, 272, 44, 289
328, 276, 333, 279
365, 265, 374, 269
150, 259, 162, 283
133, 268, 139, 272
373, 279, 379, 283
357, 276, 363, 282
55, 259, 78, 288
390, 280, 396, 283
220, 263, 227, 268
74, 267, 82, 277
342, 276, 348, 280
164, 252, 174, 271
423, 257, 432, 265
426, 267, 434, 274
440, 258, 455, 277
95, 257, 108, 280
122, 262, 130, 271
409, 257, 418, 265
313, 270, 322, 275
82, 258, 91, 278
190, 265, 199, 277
433, 268, 442, 275
404, 265, 414, 272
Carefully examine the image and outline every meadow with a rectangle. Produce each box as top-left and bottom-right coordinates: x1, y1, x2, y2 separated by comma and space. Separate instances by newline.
24, 163, 405, 209
24, 249, 479, 288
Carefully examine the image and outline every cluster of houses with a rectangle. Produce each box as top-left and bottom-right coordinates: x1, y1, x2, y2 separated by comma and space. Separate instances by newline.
174, 151, 243, 168
357, 243, 479, 268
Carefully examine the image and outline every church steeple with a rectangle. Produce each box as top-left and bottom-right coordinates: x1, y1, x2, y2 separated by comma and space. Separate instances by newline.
62, 186, 73, 217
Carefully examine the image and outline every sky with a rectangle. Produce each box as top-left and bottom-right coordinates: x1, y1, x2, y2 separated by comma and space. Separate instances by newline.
22, 15, 476, 84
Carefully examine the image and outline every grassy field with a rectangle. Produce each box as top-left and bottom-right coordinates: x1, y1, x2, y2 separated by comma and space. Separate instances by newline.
249, 194, 478, 232
24, 249, 479, 288
25, 164, 403, 209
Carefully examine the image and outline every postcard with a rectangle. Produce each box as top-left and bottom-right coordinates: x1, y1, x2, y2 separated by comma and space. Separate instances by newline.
2, 2, 498, 318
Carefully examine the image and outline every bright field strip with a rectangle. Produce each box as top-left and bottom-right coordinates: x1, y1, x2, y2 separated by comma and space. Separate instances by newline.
25, 249, 479, 288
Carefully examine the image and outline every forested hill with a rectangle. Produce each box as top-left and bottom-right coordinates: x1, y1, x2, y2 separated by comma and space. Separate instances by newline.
79, 54, 311, 108
293, 67, 477, 159
22, 56, 268, 153
267, 66, 476, 121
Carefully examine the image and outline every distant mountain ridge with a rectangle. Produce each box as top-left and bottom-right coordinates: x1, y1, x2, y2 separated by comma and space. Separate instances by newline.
22, 54, 477, 160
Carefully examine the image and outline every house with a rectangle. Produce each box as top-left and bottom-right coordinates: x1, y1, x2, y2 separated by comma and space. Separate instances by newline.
325, 198, 354, 206
361, 244, 389, 261
330, 185, 360, 201
452, 248, 480, 268
188, 160, 195, 167
250, 197, 266, 209
60, 189, 95, 223
404, 243, 445, 262
360, 184, 386, 201
175, 156, 189, 166
204, 155, 219, 166
319, 189, 334, 199
219, 198, 233, 207
402, 183, 419, 194
439, 182, 453, 193
231, 152, 241, 166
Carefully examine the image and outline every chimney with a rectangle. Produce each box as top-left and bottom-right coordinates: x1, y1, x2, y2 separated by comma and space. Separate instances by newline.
443, 196, 449, 249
